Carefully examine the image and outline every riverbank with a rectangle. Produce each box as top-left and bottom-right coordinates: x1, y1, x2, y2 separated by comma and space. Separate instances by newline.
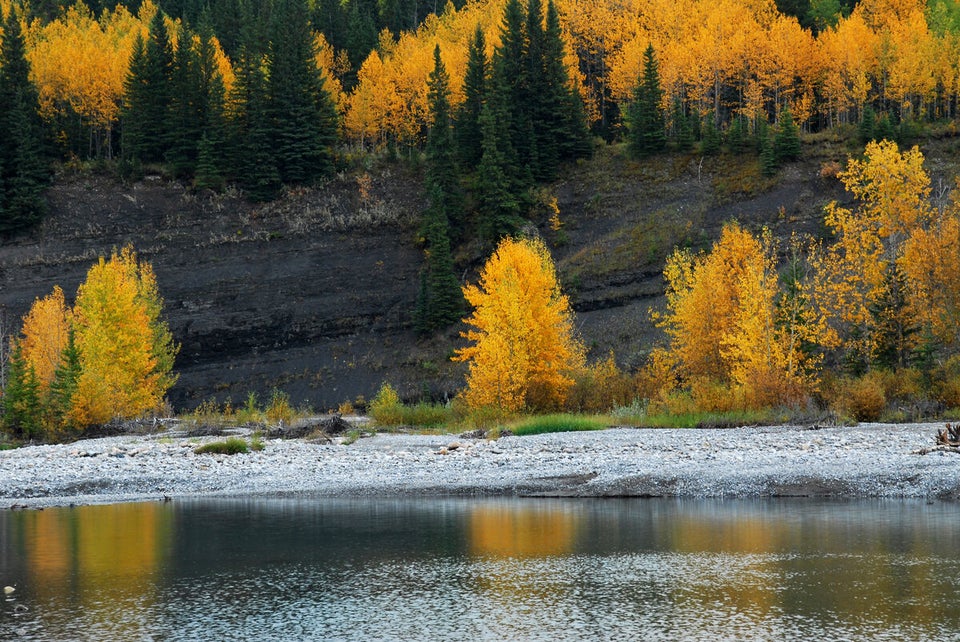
3, 422, 960, 508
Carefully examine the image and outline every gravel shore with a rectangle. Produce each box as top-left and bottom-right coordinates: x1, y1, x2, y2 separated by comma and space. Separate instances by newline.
3, 422, 960, 508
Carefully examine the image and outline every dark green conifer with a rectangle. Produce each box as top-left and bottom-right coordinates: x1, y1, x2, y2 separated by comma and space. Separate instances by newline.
46, 330, 81, 434
773, 105, 801, 162
672, 97, 695, 151
858, 104, 877, 145
3, 344, 41, 440
122, 10, 174, 164
0, 7, 50, 235
700, 111, 721, 156
625, 44, 666, 158
268, 0, 337, 185
760, 128, 777, 177
231, 47, 281, 201
455, 25, 487, 170
166, 27, 203, 177
490, 0, 532, 184
193, 20, 229, 190
476, 103, 522, 241
726, 114, 751, 155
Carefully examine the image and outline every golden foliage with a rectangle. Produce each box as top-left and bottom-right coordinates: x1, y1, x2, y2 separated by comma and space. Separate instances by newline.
71, 246, 178, 426
453, 237, 584, 412
18, 286, 72, 393
659, 223, 818, 408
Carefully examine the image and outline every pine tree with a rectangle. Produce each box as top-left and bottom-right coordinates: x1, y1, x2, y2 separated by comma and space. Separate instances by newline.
268, 0, 337, 185
490, 0, 532, 185
122, 10, 174, 164
455, 25, 487, 170
46, 330, 81, 434
672, 97, 695, 151
476, 103, 522, 241
3, 343, 41, 440
727, 114, 751, 155
193, 21, 229, 190
858, 104, 877, 145
230, 42, 281, 201
546, 0, 591, 163
0, 7, 50, 236
774, 105, 801, 163
415, 46, 464, 333
625, 44, 666, 158
760, 128, 777, 177
166, 26, 203, 177
701, 111, 721, 155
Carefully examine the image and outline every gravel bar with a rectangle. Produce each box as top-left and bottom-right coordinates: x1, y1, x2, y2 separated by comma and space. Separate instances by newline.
3, 423, 960, 508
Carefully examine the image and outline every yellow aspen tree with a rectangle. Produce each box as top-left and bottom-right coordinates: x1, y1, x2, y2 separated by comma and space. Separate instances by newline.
70, 246, 178, 426
18, 286, 72, 393
900, 212, 960, 347
453, 237, 584, 412
659, 223, 818, 407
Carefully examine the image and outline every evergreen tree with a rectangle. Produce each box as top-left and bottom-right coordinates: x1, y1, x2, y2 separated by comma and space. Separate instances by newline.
759, 128, 777, 177
165, 26, 203, 177
0, 7, 50, 235
489, 0, 532, 185
700, 111, 721, 155
773, 105, 801, 162
193, 21, 229, 190
672, 97, 695, 151
858, 104, 877, 145
3, 343, 41, 440
455, 25, 487, 170
727, 114, 751, 155
268, 0, 338, 185
46, 330, 81, 434
625, 44, 666, 158
122, 10, 174, 164
546, 0, 591, 162
476, 103, 522, 241
230, 46, 281, 201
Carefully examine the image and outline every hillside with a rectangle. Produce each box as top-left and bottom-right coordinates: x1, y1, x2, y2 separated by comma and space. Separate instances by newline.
2, 138, 957, 412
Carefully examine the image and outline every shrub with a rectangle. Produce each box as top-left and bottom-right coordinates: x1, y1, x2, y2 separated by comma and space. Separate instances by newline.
265, 388, 295, 424
830, 372, 887, 422
369, 383, 404, 426
565, 353, 635, 413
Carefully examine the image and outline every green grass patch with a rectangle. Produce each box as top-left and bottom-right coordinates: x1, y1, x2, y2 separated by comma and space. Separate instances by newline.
508, 414, 608, 436
194, 437, 251, 455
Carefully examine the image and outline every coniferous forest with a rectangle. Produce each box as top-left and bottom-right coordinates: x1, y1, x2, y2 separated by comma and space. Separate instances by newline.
10, 0, 960, 435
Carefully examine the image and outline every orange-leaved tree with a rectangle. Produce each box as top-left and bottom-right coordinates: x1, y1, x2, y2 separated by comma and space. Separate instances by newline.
18, 286, 72, 393
70, 246, 178, 426
658, 222, 820, 408
453, 236, 584, 413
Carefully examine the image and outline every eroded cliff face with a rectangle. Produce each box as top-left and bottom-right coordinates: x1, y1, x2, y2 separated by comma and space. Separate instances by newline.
0, 148, 857, 411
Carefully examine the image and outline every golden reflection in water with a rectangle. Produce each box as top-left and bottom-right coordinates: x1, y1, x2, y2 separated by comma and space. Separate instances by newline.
468, 502, 579, 558
22, 503, 172, 635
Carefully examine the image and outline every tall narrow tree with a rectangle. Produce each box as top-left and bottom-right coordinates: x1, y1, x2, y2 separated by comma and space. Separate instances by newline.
625, 44, 666, 158
455, 25, 487, 170
122, 10, 174, 164
268, 0, 338, 185
0, 7, 50, 235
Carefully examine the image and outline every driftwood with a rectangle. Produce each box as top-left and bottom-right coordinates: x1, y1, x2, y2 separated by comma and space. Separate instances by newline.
913, 424, 960, 455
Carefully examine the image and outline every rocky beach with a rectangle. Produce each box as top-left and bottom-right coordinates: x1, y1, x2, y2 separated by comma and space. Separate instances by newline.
3, 422, 960, 508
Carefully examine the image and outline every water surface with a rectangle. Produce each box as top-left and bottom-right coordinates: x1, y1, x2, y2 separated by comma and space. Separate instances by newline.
2, 498, 959, 640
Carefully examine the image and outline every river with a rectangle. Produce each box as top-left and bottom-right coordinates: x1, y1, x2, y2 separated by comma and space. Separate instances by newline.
2, 497, 958, 640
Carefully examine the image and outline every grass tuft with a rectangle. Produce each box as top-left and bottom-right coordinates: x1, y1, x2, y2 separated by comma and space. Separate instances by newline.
509, 414, 608, 436
194, 437, 251, 455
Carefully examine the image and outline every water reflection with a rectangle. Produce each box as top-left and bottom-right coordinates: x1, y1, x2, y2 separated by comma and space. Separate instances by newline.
1, 498, 959, 641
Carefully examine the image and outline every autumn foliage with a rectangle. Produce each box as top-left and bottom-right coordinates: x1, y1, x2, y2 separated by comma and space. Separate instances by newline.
454, 236, 584, 413
3, 246, 178, 439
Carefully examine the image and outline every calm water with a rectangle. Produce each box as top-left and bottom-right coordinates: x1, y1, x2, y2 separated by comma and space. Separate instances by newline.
2, 497, 960, 641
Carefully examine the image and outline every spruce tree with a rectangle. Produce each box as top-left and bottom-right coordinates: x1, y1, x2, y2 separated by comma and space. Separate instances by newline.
760, 128, 777, 177
165, 27, 203, 177
0, 7, 50, 235
672, 97, 695, 151
231, 46, 281, 201
122, 10, 174, 164
415, 46, 464, 334
455, 25, 487, 170
268, 0, 337, 185
625, 44, 666, 158
490, 0, 532, 184
3, 344, 41, 440
476, 102, 522, 241
858, 104, 877, 145
193, 21, 229, 190
727, 114, 751, 155
46, 330, 81, 434
774, 105, 801, 162
700, 111, 721, 155
546, 0, 591, 163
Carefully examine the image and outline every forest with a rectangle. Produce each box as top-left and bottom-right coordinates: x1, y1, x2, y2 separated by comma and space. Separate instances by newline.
5, 0, 960, 438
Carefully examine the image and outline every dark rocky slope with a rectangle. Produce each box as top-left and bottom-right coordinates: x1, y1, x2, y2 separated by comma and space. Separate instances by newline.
2, 139, 955, 411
